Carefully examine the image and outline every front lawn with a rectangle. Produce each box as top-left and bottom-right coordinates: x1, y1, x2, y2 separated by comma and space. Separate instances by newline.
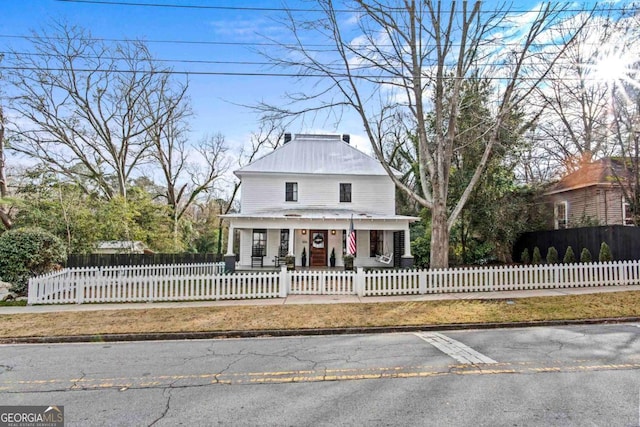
1, 291, 639, 339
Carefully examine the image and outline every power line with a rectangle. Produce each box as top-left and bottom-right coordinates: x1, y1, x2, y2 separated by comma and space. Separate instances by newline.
0, 51, 273, 66
0, 34, 318, 48
4, 50, 636, 72
0, 21, 628, 50
56, 0, 634, 15
56, 0, 352, 13
0, 65, 632, 82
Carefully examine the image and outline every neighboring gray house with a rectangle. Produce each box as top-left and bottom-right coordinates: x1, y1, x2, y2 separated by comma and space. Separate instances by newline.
223, 134, 417, 270
544, 158, 635, 229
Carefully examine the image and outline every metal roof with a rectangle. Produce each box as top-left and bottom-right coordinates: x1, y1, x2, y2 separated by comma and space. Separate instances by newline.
235, 134, 396, 177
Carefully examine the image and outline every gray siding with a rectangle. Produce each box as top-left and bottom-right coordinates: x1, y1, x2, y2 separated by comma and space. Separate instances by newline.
546, 185, 625, 228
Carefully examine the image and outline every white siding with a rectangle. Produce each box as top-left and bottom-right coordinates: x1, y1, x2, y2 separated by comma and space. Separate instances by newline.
241, 173, 396, 215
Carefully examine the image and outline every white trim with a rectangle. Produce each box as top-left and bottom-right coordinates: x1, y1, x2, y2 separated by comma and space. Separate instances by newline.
554, 201, 568, 229
622, 196, 635, 226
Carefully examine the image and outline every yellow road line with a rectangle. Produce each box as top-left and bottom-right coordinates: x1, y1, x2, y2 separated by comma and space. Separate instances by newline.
1, 360, 639, 392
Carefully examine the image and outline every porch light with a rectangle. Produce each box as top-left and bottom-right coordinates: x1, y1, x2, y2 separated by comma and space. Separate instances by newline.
331, 230, 336, 235
301, 229, 307, 235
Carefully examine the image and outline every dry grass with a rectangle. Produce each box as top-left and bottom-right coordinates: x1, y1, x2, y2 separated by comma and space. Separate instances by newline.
2, 291, 640, 338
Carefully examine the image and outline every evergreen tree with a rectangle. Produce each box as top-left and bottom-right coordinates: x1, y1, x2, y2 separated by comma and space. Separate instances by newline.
598, 242, 612, 262
563, 246, 576, 263
532, 247, 542, 264
580, 248, 592, 263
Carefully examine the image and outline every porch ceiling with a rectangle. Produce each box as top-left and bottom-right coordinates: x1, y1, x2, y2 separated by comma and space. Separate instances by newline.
222, 208, 418, 222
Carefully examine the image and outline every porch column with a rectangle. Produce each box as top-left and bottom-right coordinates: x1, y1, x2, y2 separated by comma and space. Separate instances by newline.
288, 227, 295, 255
224, 225, 236, 273
401, 225, 414, 269
226, 225, 235, 255
403, 225, 411, 257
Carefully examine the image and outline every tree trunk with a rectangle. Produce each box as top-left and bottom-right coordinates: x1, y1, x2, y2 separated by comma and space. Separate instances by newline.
429, 198, 449, 268
0, 108, 12, 230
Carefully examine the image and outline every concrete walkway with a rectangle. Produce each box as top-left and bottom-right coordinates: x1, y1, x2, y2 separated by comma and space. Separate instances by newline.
2, 284, 639, 315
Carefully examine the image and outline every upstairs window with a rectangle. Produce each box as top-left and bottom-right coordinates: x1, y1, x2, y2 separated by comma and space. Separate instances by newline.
285, 182, 298, 202
555, 201, 568, 229
340, 183, 352, 203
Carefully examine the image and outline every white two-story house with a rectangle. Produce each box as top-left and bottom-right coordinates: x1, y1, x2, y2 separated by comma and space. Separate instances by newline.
223, 134, 417, 270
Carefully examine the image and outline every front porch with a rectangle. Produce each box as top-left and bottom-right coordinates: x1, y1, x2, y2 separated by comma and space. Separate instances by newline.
223, 210, 416, 273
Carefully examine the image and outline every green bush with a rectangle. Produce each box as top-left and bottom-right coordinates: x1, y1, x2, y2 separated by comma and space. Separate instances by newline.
599, 242, 612, 262
532, 247, 542, 264
0, 227, 67, 295
563, 246, 576, 264
580, 248, 592, 263
520, 248, 530, 264
546, 246, 558, 264
411, 235, 431, 268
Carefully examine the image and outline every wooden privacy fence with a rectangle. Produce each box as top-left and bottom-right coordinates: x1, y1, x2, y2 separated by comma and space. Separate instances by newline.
28, 260, 640, 305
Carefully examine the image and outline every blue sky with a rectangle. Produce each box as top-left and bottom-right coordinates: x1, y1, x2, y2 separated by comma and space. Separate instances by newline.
0, 0, 621, 156
1, 0, 372, 152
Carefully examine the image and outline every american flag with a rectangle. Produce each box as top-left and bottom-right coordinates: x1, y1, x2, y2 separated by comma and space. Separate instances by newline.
347, 215, 357, 255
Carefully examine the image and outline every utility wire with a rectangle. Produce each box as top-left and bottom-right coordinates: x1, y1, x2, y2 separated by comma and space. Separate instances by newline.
3, 50, 636, 71
0, 65, 632, 82
0, 21, 628, 49
55, 0, 634, 15
56, 0, 353, 13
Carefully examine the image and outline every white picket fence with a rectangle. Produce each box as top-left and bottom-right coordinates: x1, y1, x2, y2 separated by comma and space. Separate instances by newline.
27, 260, 640, 305
28, 262, 227, 304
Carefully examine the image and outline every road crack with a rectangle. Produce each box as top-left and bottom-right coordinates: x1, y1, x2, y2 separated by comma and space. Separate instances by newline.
148, 389, 172, 426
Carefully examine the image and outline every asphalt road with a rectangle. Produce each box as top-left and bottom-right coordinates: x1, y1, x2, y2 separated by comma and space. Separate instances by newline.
1, 323, 639, 426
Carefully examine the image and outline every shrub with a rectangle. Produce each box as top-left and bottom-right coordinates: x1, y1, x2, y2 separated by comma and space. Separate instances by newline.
599, 242, 612, 262
546, 246, 558, 264
0, 227, 67, 295
520, 248, 530, 264
532, 247, 542, 264
411, 235, 431, 268
580, 248, 592, 263
563, 246, 576, 264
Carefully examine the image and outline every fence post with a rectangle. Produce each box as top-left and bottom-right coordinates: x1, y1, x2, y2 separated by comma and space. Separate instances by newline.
77, 271, 85, 304
27, 277, 35, 305
279, 265, 288, 298
355, 267, 365, 297
418, 268, 427, 294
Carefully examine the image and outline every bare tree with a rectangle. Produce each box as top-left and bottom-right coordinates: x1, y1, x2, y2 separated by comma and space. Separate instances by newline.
6, 22, 186, 201
533, 12, 625, 174
213, 117, 286, 254
258, 1, 588, 267
610, 9, 640, 224
141, 77, 229, 224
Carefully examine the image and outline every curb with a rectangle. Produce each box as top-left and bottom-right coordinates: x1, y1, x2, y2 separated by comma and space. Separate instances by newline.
2, 316, 639, 344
